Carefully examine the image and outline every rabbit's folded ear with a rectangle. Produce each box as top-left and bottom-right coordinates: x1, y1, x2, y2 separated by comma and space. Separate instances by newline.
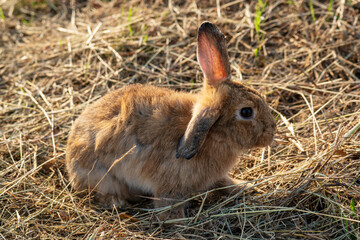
197, 22, 231, 88
176, 107, 219, 160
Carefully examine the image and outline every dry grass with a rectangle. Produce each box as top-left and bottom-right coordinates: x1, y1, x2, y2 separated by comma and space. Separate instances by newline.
1, 0, 360, 239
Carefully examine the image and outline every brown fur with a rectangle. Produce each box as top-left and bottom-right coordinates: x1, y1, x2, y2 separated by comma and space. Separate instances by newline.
65, 22, 276, 220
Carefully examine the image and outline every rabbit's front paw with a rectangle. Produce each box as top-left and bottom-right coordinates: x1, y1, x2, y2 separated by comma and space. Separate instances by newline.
154, 194, 187, 222
95, 193, 127, 209
212, 176, 252, 196
158, 206, 185, 221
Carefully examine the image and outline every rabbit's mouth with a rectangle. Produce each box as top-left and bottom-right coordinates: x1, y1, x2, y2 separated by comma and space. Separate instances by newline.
254, 130, 275, 148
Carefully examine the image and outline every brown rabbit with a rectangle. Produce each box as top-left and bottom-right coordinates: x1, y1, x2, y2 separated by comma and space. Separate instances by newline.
65, 22, 276, 220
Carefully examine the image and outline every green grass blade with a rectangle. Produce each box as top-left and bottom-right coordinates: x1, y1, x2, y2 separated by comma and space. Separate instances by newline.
0, 7, 5, 20
328, 0, 334, 14
309, 0, 316, 22
128, 8, 134, 36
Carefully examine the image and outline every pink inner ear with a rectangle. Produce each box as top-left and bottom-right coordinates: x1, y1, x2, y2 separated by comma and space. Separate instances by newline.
198, 29, 230, 87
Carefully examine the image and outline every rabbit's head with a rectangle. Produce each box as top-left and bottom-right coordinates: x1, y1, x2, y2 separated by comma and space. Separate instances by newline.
177, 22, 276, 160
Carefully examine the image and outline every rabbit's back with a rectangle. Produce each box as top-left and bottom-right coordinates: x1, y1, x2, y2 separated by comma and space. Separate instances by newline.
65, 84, 196, 196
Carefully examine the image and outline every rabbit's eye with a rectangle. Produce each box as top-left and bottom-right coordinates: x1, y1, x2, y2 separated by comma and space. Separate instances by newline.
240, 107, 253, 119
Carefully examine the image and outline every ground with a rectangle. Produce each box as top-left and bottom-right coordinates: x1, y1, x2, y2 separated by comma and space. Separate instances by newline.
0, 0, 360, 239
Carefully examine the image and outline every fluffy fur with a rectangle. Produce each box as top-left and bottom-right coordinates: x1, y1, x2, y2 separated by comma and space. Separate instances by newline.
65, 22, 276, 220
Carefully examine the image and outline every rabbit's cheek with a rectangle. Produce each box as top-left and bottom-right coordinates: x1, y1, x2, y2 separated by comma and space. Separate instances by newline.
234, 122, 257, 148
252, 121, 265, 145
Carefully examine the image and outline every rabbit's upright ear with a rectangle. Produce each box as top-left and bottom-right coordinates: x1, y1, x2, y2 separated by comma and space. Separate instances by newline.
176, 22, 229, 160
197, 22, 231, 88
176, 107, 219, 160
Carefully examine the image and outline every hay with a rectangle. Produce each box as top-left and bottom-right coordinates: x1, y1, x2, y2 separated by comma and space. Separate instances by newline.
1, 0, 359, 238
